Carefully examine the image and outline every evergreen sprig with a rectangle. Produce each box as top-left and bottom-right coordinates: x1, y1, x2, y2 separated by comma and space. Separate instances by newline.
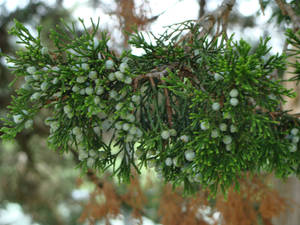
1, 19, 300, 196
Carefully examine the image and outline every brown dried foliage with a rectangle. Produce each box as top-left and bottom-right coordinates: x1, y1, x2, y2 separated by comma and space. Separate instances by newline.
216, 174, 287, 225
78, 172, 288, 225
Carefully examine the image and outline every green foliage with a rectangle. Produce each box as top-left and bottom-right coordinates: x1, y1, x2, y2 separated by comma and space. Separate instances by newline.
2, 19, 300, 196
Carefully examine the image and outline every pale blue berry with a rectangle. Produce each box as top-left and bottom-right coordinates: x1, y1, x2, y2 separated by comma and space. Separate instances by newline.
214, 73, 223, 81
81, 63, 89, 70
223, 135, 232, 145
95, 86, 104, 95
105, 60, 114, 69
229, 89, 238, 97
211, 129, 219, 138
169, 129, 177, 136
24, 119, 33, 129
289, 144, 297, 152
26, 66, 36, 75
122, 123, 130, 131
76, 76, 87, 83
13, 115, 23, 124
94, 96, 100, 105
212, 102, 220, 111
64, 105, 72, 114
219, 123, 227, 131
292, 136, 299, 143
291, 128, 299, 136
108, 73, 116, 81
161, 130, 170, 139
41, 47, 48, 55
185, 150, 195, 161
119, 62, 128, 73
124, 77, 132, 84
131, 95, 141, 103
87, 158, 95, 168
180, 135, 189, 142
30, 92, 41, 101
230, 98, 239, 106
115, 71, 124, 81
88, 71, 97, 80
200, 121, 209, 130
230, 125, 237, 133
165, 158, 173, 166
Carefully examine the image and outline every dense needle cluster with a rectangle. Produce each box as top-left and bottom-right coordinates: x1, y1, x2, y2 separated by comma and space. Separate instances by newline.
1, 19, 300, 195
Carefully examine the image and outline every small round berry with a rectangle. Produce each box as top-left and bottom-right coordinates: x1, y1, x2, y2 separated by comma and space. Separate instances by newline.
24, 119, 33, 129
13, 115, 23, 124
291, 128, 299, 136
230, 125, 237, 133
94, 96, 100, 105
212, 102, 221, 111
136, 128, 143, 138
126, 114, 135, 123
41, 47, 48, 55
172, 157, 181, 167
115, 102, 123, 111
289, 144, 297, 152
200, 121, 209, 130
64, 105, 72, 114
95, 86, 104, 95
115, 71, 124, 81
105, 60, 114, 69
148, 159, 156, 168
125, 134, 134, 142
108, 73, 116, 81
180, 135, 189, 143
214, 73, 223, 81
76, 76, 87, 83
292, 136, 299, 143
79, 89, 85, 95
211, 129, 219, 138
161, 130, 170, 140
87, 158, 95, 168
124, 77, 132, 84
99, 151, 107, 159
81, 63, 89, 70
226, 144, 232, 151
30, 92, 41, 101
131, 95, 141, 103
129, 126, 137, 135
223, 135, 232, 145
52, 78, 59, 84
79, 150, 88, 161
88, 71, 97, 80
165, 158, 173, 166
122, 123, 130, 131
93, 37, 99, 48
229, 89, 239, 98
85, 87, 93, 95
40, 82, 48, 91
185, 150, 195, 161
109, 90, 118, 99
169, 129, 177, 136
219, 123, 227, 131
223, 112, 232, 119
230, 98, 239, 106
89, 150, 98, 157
119, 62, 128, 73
26, 66, 36, 75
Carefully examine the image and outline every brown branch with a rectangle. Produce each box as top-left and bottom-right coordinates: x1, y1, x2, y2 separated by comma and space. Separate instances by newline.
195, 0, 236, 39
275, 0, 300, 30
162, 80, 173, 128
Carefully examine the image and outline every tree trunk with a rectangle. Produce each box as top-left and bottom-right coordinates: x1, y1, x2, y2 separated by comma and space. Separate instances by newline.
272, 45, 300, 225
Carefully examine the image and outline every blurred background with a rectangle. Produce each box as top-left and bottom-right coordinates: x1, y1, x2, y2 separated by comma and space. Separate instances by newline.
0, 0, 299, 224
